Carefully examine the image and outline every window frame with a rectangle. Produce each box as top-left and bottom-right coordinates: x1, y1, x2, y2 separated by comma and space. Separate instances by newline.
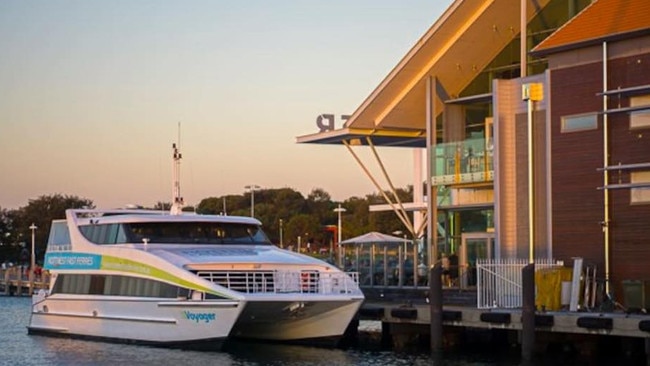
561, 112, 598, 133
631, 170, 650, 204
630, 94, 650, 129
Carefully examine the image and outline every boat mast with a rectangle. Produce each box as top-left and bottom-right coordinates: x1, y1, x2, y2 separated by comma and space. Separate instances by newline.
171, 124, 184, 215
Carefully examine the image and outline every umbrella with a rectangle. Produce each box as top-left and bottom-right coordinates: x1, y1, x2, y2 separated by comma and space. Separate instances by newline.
339, 231, 406, 245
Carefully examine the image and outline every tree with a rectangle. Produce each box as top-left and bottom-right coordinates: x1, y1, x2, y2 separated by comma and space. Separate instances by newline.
305, 188, 332, 229
367, 186, 413, 236
0, 184, 416, 263
0, 207, 19, 263
284, 214, 321, 252
14, 194, 94, 264
197, 195, 247, 215
254, 188, 305, 244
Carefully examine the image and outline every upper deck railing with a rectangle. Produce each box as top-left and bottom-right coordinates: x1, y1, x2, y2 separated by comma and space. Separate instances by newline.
195, 269, 362, 296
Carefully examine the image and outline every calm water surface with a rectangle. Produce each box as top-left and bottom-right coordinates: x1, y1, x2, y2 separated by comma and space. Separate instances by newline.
0, 296, 538, 366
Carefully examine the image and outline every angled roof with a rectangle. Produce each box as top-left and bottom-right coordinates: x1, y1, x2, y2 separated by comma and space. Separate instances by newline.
532, 0, 650, 55
298, 0, 553, 145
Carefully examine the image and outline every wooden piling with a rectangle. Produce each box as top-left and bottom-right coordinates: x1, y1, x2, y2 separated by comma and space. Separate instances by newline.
16, 272, 22, 296
3, 269, 9, 296
521, 263, 535, 361
429, 264, 443, 353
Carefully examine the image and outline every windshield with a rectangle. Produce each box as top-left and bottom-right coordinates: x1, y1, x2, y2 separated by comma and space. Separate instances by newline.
79, 221, 273, 245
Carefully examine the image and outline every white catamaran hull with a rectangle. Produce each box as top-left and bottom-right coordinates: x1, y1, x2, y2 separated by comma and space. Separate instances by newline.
230, 297, 363, 342
28, 293, 244, 348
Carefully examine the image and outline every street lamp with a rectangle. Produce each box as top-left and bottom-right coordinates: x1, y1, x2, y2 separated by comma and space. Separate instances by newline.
29, 223, 37, 294
522, 83, 543, 263
244, 184, 261, 217
333, 204, 346, 267
279, 219, 284, 248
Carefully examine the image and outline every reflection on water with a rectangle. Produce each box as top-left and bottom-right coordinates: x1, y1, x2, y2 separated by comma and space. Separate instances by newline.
23, 335, 440, 366
0, 296, 568, 366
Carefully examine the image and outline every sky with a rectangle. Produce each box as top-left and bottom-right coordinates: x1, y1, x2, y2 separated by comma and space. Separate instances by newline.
0, 0, 453, 210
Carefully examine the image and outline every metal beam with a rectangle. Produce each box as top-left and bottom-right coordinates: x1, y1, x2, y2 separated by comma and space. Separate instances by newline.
598, 162, 650, 171
342, 140, 416, 236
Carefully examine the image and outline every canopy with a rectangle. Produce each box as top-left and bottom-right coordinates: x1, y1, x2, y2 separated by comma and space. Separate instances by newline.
339, 231, 407, 245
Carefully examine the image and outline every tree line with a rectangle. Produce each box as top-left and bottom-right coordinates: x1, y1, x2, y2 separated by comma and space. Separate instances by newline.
0, 187, 413, 264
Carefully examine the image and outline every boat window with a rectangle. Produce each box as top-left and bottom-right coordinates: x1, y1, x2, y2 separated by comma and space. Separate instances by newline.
51, 273, 202, 298
125, 222, 272, 245
79, 224, 129, 245
47, 221, 71, 251
79, 222, 272, 245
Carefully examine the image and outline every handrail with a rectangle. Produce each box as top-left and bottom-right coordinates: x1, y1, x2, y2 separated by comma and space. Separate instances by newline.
196, 269, 362, 296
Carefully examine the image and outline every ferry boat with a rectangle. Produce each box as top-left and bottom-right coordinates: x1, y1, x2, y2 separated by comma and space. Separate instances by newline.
28, 143, 364, 348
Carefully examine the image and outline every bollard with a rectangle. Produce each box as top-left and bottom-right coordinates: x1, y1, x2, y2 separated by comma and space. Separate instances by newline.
521, 263, 535, 361
3, 269, 9, 295
429, 264, 443, 353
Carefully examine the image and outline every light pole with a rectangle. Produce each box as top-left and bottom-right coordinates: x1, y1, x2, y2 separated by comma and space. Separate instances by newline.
244, 184, 260, 217
333, 204, 346, 267
279, 219, 284, 248
29, 223, 37, 294
522, 83, 543, 263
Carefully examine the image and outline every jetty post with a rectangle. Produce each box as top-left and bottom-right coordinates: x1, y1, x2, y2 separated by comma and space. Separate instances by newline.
521, 263, 535, 361
429, 263, 443, 353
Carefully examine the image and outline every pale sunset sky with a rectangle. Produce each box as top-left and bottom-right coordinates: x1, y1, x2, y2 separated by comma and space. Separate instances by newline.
0, 0, 452, 209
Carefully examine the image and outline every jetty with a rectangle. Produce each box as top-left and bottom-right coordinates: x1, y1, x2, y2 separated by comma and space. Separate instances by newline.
353, 265, 650, 363
0, 267, 50, 296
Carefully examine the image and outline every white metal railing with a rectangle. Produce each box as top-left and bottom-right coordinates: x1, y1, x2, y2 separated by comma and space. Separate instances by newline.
476, 258, 562, 309
196, 270, 362, 295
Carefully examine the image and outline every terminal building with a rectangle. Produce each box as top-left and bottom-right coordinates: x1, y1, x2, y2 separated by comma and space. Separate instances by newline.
297, 0, 650, 304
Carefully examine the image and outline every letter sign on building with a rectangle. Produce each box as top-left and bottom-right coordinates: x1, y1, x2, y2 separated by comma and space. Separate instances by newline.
316, 114, 335, 132
316, 114, 351, 132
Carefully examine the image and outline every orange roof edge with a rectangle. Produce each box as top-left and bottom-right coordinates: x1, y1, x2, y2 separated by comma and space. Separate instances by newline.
532, 0, 650, 56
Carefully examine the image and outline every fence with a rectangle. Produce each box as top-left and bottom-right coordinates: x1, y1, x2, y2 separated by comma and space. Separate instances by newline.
476, 258, 562, 309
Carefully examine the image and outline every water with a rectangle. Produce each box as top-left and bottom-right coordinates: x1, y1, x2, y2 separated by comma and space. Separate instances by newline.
0, 297, 553, 366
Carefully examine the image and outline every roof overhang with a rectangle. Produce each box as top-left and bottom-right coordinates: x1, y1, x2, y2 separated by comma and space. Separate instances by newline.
297, 0, 554, 147
369, 202, 427, 212
296, 127, 426, 148
336, 0, 548, 132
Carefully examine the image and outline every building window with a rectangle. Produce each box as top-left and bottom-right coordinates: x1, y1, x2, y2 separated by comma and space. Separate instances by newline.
630, 95, 650, 129
631, 171, 650, 204
561, 113, 598, 132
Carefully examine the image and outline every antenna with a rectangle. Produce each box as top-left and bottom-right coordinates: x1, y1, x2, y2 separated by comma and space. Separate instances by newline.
171, 122, 184, 215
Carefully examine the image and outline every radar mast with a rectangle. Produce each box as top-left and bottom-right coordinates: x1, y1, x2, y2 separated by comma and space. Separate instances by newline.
170, 123, 184, 215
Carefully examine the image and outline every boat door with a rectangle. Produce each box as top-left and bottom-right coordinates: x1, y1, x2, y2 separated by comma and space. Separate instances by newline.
459, 232, 495, 288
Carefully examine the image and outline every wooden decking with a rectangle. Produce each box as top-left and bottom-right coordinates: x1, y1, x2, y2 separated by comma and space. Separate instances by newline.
360, 301, 650, 339
357, 283, 650, 360
0, 268, 50, 296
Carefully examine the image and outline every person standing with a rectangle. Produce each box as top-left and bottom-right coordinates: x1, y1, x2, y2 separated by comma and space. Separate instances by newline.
441, 254, 451, 286
448, 252, 459, 286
